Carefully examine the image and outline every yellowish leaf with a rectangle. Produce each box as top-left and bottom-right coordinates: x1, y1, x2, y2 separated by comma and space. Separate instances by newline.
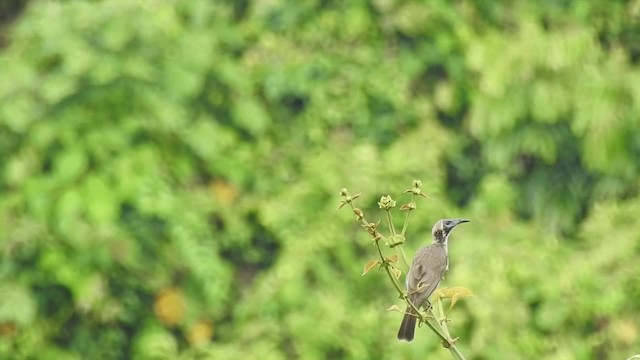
399, 202, 416, 211
434, 286, 474, 311
386, 255, 398, 263
210, 180, 238, 206
154, 287, 186, 327
386, 305, 402, 312
362, 259, 382, 276
389, 266, 402, 279
187, 320, 214, 346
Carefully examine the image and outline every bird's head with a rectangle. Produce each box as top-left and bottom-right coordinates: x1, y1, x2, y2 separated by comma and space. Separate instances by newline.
432, 218, 469, 245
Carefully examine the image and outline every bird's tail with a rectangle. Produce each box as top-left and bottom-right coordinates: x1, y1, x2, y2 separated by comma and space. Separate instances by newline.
397, 306, 417, 342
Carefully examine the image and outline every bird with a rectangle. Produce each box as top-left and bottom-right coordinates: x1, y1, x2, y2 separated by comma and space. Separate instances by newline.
397, 218, 470, 342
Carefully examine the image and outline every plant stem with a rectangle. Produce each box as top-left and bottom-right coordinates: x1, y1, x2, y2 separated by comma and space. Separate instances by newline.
397, 194, 415, 269
367, 211, 456, 349
436, 299, 452, 339
341, 189, 466, 360
396, 244, 409, 270
375, 236, 465, 359
385, 210, 397, 236
400, 195, 415, 237
448, 343, 467, 359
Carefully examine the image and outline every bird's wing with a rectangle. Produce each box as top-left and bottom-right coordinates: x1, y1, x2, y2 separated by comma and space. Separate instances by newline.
407, 245, 448, 304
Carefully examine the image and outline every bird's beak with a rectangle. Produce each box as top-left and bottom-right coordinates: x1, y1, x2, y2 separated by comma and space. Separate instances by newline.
455, 219, 470, 226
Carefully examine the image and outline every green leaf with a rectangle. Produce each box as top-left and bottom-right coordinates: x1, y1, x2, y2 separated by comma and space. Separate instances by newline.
54, 147, 88, 184
82, 175, 118, 225
0, 283, 36, 326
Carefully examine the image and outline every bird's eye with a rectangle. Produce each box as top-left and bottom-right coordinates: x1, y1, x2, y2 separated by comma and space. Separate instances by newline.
445, 221, 452, 226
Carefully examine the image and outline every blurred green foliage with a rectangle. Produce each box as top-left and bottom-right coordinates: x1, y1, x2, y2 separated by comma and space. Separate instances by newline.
0, 0, 639, 359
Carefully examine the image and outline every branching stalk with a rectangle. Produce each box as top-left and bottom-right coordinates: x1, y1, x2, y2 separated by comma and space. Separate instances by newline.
340, 185, 466, 360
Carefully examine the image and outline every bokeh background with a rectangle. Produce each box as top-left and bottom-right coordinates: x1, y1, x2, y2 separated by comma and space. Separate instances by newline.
1, 0, 639, 359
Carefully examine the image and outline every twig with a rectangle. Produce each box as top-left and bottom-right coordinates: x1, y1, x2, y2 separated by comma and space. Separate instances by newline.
340, 185, 466, 360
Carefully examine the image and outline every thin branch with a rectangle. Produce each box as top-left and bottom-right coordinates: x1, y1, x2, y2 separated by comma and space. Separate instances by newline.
341, 187, 466, 359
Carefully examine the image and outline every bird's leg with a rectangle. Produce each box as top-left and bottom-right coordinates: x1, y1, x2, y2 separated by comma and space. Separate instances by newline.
401, 292, 437, 324
416, 313, 436, 326
416, 302, 436, 324
407, 282, 430, 296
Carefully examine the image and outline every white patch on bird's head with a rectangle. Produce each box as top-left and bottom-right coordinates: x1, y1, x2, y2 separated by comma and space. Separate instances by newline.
431, 220, 447, 245
430, 218, 469, 269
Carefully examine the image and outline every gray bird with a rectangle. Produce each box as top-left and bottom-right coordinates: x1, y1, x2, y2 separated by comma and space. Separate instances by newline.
397, 218, 469, 342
